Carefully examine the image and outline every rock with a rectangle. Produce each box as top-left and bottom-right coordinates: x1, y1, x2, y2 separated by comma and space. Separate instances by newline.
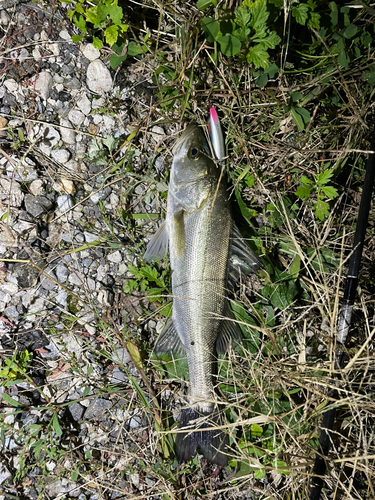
34, 72, 53, 100
68, 402, 84, 421
112, 347, 131, 365
51, 149, 70, 164
82, 43, 100, 61
56, 265, 68, 283
0, 116, 7, 137
110, 367, 127, 384
77, 93, 91, 115
55, 290, 68, 307
4, 78, 18, 93
18, 48, 29, 63
24, 194, 49, 218
84, 398, 112, 419
68, 273, 83, 286
29, 179, 44, 196
84, 232, 97, 243
0, 463, 11, 485
60, 179, 75, 194
86, 60, 112, 95
57, 195, 73, 212
41, 125, 60, 148
59, 119, 76, 144
68, 109, 85, 127
107, 251, 122, 264
0, 176, 24, 207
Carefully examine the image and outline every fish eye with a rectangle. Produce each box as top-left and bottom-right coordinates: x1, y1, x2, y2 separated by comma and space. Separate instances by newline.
189, 147, 200, 160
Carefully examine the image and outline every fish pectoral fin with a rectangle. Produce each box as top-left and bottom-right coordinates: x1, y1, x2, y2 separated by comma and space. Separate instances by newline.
154, 317, 185, 356
173, 210, 186, 261
144, 220, 169, 262
230, 222, 264, 273
216, 301, 242, 355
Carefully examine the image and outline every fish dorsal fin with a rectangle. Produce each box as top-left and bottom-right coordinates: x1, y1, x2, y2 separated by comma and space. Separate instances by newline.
230, 222, 263, 273
216, 301, 242, 355
154, 317, 185, 356
144, 221, 168, 262
173, 210, 186, 260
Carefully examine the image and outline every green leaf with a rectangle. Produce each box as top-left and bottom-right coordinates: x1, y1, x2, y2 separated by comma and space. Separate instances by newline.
315, 200, 330, 220
52, 412, 63, 437
321, 186, 338, 199
104, 25, 119, 46
255, 31, 281, 50
197, 0, 217, 9
250, 0, 269, 35
72, 35, 84, 43
251, 423, 263, 437
110, 53, 127, 69
85, 7, 102, 25
316, 169, 333, 186
363, 66, 375, 86
218, 34, 241, 57
127, 41, 145, 56
254, 468, 266, 479
246, 44, 269, 68
343, 24, 358, 39
308, 12, 321, 30
296, 185, 311, 200
106, 4, 123, 24
93, 36, 103, 49
235, 6, 251, 28
289, 255, 301, 277
201, 17, 220, 42
295, 107, 310, 125
291, 108, 305, 131
1, 393, 24, 407
74, 14, 86, 33
292, 4, 309, 25
300, 175, 313, 185
329, 1, 338, 26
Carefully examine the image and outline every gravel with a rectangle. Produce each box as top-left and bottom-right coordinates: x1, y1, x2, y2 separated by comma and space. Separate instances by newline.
0, 2, 173, 498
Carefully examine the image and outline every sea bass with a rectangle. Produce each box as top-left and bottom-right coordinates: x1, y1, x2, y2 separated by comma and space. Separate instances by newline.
145, 124, 262, 465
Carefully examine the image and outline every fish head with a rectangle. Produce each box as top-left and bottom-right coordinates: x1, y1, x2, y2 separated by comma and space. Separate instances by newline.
171, 124, 216, 211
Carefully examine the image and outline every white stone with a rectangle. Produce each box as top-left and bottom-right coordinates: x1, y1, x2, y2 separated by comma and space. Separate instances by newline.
59, 30, 71, 41
76, 93, 91, 115
68, 109, 85, 127
32, 48, 42, 61
107, 251, 122, 264
103, 115, 115, 129
29, 179, 44, 196
82, 43, 100, 61
51, 149, 70, 164
85, 324, 96, 336
57, 195, 73, 212
34, 72, 53, 100
42, 125, 60, 148
4, 79, 18, 93
0, 176, 24, 207
59, 119, 76, 144
18, 48, 29, 63
28, 297, 45, 314
86, 60, 112, 95
84, 232, 97, 243
0, 282, 18, 295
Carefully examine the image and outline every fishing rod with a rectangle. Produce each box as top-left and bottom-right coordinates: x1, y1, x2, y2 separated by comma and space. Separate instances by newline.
310, 129, 375, 500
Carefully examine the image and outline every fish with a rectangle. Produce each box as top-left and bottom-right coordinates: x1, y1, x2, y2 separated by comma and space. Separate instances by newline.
145, 122, 262, 466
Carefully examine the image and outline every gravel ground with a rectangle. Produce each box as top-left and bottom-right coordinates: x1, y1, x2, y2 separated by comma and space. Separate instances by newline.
0, 2, 184, 499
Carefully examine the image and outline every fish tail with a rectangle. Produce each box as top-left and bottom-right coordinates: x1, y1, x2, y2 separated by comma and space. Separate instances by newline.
175, 407, 228, 466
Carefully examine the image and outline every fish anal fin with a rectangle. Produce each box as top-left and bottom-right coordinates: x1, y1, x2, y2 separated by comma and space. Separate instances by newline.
216, 302, 242, 355
144, 221, 168, 262
173, 210, 186, 260
154, 317, 185, 356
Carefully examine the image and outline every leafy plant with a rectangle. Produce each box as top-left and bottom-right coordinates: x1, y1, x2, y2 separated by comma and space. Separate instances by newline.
296, 167, 339, 220
0, 350, 32, 383
200, 0, 281, 68
125, 263, 170, 301
284, 91, 311, 131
